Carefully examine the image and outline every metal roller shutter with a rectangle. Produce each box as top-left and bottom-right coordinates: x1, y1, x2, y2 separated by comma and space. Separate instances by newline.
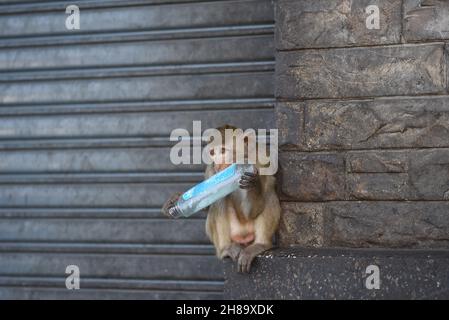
0, 0, 274, 299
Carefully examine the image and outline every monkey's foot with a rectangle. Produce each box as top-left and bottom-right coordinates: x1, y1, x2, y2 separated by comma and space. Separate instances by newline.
221, 243, 243, 262
237, 243, 271, 273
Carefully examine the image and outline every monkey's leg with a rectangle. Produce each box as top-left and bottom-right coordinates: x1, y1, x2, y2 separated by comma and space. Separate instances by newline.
206, 204, 242, 261
237, 194, 280, 273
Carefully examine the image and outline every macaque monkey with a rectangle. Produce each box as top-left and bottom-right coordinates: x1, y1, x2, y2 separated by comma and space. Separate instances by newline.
163, 125, 280, 273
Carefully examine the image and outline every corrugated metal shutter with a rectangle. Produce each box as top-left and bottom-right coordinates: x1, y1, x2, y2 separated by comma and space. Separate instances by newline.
0, 0, 274, 299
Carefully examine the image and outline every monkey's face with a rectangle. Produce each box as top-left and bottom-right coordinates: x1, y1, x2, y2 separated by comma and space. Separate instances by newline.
210, 145, 233, 172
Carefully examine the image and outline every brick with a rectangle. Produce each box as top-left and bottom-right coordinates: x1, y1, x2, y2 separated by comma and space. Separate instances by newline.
346, 149, 449, 200
276, 44, 446, 99
409, 149, 449, 200
276, 0, 402, 50
276, 102, 304, 149
279, 149, 449, 202
279, 202, 324, 247
306, 97, 449, 150
279, 152, 345, 201
346, 151, 408, 173
279, 201, 449, 248
326, 201, 449, 248
347, 172, 411, 200
404, 0, 449, 41
277, 97, 449, 150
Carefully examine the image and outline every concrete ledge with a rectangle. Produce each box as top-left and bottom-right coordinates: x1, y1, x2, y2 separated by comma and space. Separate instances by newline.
224, 248, 449, 299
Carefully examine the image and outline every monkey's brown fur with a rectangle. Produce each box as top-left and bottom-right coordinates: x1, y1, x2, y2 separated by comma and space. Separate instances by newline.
163, 125, 280, 273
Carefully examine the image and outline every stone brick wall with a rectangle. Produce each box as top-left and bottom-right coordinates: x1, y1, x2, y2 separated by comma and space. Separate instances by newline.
275, 0, 449, 248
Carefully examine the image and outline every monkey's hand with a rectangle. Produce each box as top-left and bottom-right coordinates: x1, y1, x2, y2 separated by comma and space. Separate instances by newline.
161, 192, 182, 217
239, 168, 259, 190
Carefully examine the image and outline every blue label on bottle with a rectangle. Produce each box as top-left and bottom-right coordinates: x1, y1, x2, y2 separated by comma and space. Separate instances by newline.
182, 164, 237, 201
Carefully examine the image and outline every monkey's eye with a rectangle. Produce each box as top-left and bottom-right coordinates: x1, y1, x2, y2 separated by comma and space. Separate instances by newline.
220, 147, 227, 154
209, 148, 215, 157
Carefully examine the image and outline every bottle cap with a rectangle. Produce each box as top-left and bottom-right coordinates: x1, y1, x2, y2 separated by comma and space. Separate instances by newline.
168, 205, 182, 219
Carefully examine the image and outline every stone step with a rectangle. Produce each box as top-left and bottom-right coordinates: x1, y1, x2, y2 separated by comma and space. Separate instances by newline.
224, 248, 449, 299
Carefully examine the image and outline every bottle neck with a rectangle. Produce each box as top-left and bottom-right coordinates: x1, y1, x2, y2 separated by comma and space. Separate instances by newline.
168, 205, 182, 219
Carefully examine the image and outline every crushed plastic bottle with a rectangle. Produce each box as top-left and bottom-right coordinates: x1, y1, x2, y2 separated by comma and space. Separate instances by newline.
168, 164, 256, 218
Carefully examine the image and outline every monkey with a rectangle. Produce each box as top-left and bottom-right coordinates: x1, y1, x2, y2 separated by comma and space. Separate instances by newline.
162, 125, 280, 273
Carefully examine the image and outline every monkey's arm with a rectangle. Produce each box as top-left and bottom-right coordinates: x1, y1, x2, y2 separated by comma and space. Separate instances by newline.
239, 168, 266, 217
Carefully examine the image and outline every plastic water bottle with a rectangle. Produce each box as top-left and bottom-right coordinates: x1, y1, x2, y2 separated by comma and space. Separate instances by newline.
168, 164, 256, 218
